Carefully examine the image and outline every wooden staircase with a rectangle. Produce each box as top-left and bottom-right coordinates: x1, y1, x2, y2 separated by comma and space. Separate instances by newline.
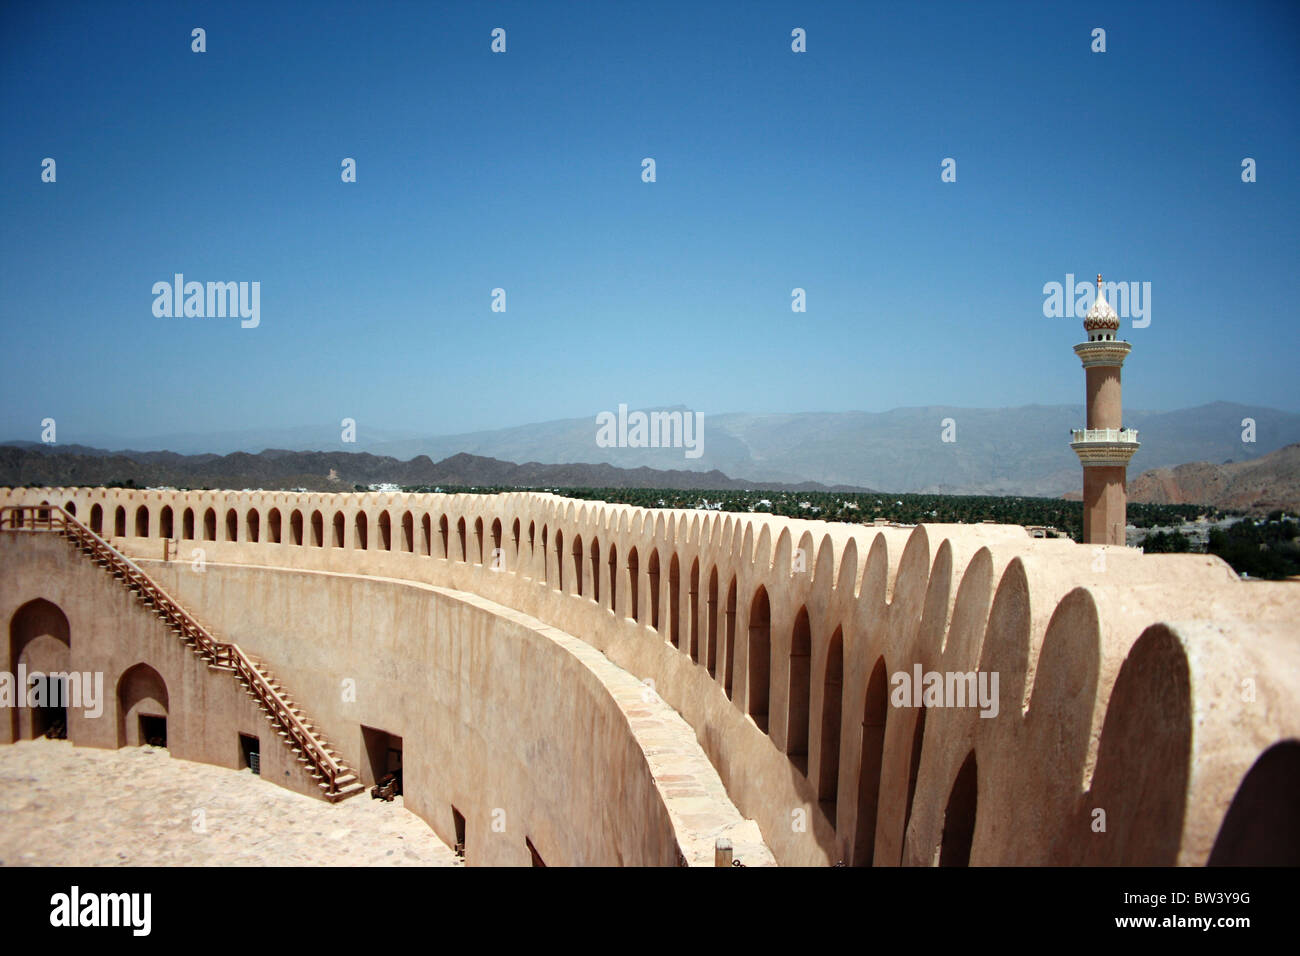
1, 504, 365, 802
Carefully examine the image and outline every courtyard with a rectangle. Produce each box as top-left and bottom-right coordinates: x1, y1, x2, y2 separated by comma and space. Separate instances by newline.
0, 739, 458, 867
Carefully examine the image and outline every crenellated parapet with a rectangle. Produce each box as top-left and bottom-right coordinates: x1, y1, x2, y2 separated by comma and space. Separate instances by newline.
2, 484, 1296, 866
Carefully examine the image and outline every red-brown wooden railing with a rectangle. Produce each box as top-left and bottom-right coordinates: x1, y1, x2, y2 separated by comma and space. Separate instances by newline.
0, 504, 349, 796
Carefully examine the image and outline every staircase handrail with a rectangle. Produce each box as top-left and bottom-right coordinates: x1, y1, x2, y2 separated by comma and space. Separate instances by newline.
0, 505, 346, 793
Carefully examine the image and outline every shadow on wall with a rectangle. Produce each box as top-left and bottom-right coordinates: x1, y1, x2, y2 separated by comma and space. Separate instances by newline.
1208, 740, 1300, 866
1077, 624, 1191, 865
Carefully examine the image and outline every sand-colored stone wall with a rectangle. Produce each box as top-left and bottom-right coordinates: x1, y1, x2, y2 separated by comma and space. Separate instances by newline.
141, 559, 746, 866
3, 486, 1297, 866
0, 533, 322, 800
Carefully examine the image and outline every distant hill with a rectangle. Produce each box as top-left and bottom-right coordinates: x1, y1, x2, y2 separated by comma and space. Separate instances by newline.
0, 445, 872, 495
1124, 443, 1300, 514
19, 401, 1298, 497
359, 402, 1300, 494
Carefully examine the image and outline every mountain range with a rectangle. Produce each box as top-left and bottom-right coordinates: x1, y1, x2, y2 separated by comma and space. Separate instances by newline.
1125, 443, 1300, 514
14, 401, 1299, 498
4, 438, 1298, 515
0, 446, 865, 495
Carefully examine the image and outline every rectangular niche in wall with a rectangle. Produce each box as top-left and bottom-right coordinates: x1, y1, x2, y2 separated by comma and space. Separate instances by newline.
239, 733, 260, 775
139, 714, 167, 749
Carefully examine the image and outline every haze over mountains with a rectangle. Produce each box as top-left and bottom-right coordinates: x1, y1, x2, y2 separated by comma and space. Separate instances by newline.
15, 401, 1298, 498
0, 445, 871, 495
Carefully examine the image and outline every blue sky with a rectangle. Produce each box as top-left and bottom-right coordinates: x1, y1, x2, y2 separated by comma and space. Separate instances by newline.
1, 0, 1297, 444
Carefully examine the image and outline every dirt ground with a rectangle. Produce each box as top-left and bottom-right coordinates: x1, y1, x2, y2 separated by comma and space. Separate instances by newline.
0, 739, 459, 866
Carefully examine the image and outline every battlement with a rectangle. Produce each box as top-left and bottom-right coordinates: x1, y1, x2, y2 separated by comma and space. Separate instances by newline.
2, 485, 1297, 866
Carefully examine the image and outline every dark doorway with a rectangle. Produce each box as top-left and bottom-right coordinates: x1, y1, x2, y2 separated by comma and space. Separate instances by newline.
362, 725, 403, 803
32, 674, 67, 739
361, 725, 403, 791
239, 733, 260, 775
452, 806, 467, 859
139, 714, 167, 748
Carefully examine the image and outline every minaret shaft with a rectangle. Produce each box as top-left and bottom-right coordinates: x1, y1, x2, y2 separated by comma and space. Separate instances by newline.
1085, 365, 1123, 430
1082, 465, 1128, 544
1070, 273, 1138, 546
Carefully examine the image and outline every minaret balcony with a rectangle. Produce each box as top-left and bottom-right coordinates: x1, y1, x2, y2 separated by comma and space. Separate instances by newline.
1074, 340, 1132, 368
1071, 428, 1140, 466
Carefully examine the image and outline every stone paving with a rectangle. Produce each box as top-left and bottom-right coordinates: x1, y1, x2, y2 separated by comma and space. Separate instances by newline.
0, 739, 459, 866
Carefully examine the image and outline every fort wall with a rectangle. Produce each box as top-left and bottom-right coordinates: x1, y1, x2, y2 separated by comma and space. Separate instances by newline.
0, 533, 322, 799
3, 486, 1297, 866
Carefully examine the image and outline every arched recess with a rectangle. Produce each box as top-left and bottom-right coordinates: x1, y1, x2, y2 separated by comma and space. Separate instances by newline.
378, 511, 392, 551
1208, 740, 1300, 866
159, 506, 174, 538
939, 751, 978, 867
687, 559, 699, 660
354, 511, 368, 550
723, 577, 737, 698
818, 627, 844, 814
572, 535, 584, 596
64, 501, 76, 516
246, 509, 259, 543
202, 508, 216, 541
401, 511, 414, 552
182, 508, 194, 540
627, 548, 640, 622
268, 508, 282, 544
491, 518, 502, 565
224, 508, 238, 542
90, 504, 103, 534
421, 514, 432, 556
311, 511, 324, 548
647, 550, 661, 630
668, 554, 681, 647
706, 567, 719, 675
9, 598, 71, 740
114, 506, 126, 537
787, 606, 812, 771
475, 517, 485, 564
439, 515, 450, 559
554, 529, 564, 591
116, 663, 169, 748
607, 543, 618, 612
589, 538, 601, 604
854, 657, 889, 866
134, 505, 149, 538
512, 519, 521, 559
540, 525, 548, 582
332, 511, 345, 548
457, 518, 467, 562
747, 587, 771, 731
290, 510, 303, 546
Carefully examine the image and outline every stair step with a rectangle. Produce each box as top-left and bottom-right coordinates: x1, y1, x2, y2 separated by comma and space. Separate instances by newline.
58, 530, 348, 805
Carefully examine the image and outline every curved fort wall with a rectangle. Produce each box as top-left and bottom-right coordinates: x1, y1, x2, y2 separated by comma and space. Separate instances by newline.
2, 485, 1298, 866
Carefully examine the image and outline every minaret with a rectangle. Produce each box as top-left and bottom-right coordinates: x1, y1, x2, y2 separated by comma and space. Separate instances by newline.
1071, 274, 1139, 545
